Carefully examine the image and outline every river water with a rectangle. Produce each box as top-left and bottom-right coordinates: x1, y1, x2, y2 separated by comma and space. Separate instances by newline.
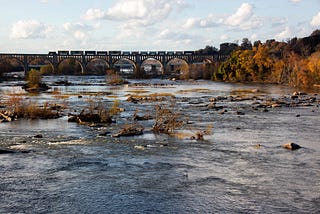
0, 76, 319, 213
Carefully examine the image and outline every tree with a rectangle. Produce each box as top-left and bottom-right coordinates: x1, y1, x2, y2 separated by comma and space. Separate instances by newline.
240, 38, 252, 50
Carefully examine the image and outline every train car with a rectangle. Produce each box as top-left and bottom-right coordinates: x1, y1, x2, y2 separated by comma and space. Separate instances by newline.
48, 51, 57, 55
109, 51, 122, 55
122, 51, 131, 55
148, 51, 157, 55
157, 51, 166, 55
140, 51, 148, 55
184, 51, 194, 55
131, 51, 139, 55
58, 50, 69, 55
85, 51, 96, 55
70, 50, 84, 55
175, 51, 183, 55
97, 51, 108, 55
167, 51, 174, 55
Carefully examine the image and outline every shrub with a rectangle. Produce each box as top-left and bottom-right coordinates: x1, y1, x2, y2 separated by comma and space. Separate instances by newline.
27, 69, 42, 88
152, 102, 183, 134
106, 69, 128, 85
6, 96, 59, 119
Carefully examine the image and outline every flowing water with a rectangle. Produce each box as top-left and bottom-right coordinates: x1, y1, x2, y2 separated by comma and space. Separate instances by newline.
0, 76, 319, 213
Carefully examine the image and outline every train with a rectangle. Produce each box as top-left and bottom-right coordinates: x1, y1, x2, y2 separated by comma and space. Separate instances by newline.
48, 50, 197, 56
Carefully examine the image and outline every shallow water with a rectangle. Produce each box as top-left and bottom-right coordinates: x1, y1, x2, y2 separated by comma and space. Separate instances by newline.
0, 76, 320, 213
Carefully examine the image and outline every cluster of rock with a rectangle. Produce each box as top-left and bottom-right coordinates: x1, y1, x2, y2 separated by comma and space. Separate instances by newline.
127, 94, 174, 103
68, 109, 113, 125
112, 124, 144, 137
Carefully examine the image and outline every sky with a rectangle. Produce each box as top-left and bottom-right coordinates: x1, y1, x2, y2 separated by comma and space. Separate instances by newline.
0, 0, 320, 53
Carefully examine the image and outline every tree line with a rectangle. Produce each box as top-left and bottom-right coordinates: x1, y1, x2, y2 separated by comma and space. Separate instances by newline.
207, 29, 320, 87
1, 29, 320, 87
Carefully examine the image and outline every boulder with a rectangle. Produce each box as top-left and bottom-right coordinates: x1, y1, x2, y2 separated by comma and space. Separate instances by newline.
282, 142, 302, 150
0, 148, 30, 154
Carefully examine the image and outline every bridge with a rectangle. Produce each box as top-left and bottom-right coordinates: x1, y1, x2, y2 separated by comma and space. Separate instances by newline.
0, 50, 227, 77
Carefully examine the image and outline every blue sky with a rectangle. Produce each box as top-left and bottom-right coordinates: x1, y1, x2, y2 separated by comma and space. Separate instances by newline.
0, 0, 319, 53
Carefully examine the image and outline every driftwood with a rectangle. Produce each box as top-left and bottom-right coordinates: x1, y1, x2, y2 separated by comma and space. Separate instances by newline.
0, 111, 16, 122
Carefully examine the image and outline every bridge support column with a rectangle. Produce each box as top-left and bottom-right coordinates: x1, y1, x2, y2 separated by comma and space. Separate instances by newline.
23, 55, 29, 76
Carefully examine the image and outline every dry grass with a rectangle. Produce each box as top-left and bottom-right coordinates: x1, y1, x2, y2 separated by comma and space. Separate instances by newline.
6, 97, 59, 119
152, 103, 183, 134
127, 89, 149, 94
108, 99, 122, 116
68, 99, 117, 124
178, 88, 211, 94
106, 70, 128, 85
230, 88, 260, 94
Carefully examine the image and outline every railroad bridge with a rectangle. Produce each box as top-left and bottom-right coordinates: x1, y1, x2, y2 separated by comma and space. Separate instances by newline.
0, 50, 226, 77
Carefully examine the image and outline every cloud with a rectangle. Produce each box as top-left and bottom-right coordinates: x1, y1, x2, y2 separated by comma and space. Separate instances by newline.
10, 20, 52, 39
63, 22, 99, 45
311, 11, 320, 27
63, 22, 99, 32
289, 0, 302, 3
224, 3, 254, 26
275, 26, 293, 40
82, 8, 106, 20
155, 28, 200, 49
183, 14, 223, 29
183, 3, 262, 30
82, 0, 188, 27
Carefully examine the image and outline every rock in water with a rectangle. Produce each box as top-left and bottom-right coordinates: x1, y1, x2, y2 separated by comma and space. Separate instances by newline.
282, 142, 302, 150
112, 124, 144, 137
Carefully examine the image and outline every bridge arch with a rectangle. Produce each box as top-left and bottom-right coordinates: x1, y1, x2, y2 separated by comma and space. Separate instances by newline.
28, 56, 54, 74
165, 58, 189, 78
0, 56, 25, 77
190, 56, 214, 64
86, 58, 110, 75
113, 58, 137, 78
57, 58, 84, 75
140, 57, 164, 78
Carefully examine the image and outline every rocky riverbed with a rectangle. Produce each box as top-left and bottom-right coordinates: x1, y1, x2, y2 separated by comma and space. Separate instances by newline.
0, 76, 319, 213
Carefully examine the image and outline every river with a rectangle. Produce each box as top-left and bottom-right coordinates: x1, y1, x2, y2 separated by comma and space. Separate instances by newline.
0, 76, 319, 213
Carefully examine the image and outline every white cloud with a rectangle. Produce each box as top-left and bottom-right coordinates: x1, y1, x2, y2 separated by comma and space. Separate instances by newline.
63, 22, 99, 46
157, 28, 193, 41
275, 26, 293, 40
82, 0, 188, 27
63, 22, 98, 32
220, 34, 229, 42
183, 14, 223, 29
82, 8, 106, 20
224, 3, 254, 26
311, 11, 320, 27
10, 20, 52, 39
183, 18, 198, 28
183, 3, 262, 30
289, 0, 302, 3
250, 33, 258, 41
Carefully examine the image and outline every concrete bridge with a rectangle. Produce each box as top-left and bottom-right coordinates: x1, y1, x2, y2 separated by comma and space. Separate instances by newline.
0, 50, 226, 77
